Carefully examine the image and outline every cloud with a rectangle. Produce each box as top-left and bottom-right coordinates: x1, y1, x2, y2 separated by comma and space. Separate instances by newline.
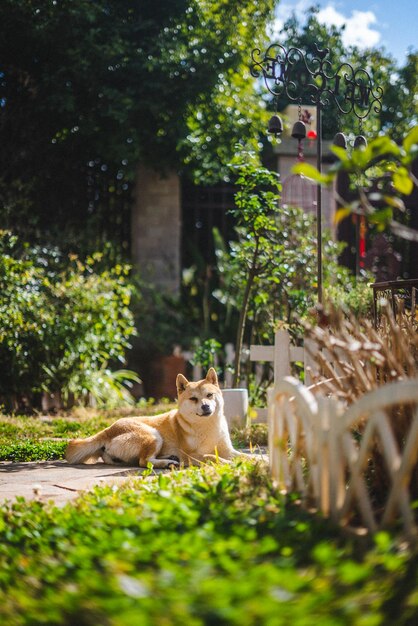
271, 0, 313, 35
317, 6, 381, 48
272, 3, 381, 50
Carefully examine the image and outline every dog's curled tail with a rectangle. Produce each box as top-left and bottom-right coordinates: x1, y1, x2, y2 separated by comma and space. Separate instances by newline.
65, 431, 107, 465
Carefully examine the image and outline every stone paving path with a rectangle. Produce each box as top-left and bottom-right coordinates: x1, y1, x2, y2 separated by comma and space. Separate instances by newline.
0, 449, 266, 506
0, 460, 164, 506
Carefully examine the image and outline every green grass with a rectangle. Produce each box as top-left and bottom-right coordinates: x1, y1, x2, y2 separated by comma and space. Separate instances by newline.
0, 413, 113, 462
0, 403, 176, 462
0, 460, 417, 625
0, 410, 264, 462
0, 439, 68, 462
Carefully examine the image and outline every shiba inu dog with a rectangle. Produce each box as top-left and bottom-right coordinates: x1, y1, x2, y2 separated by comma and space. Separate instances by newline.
65, 368, 243, 468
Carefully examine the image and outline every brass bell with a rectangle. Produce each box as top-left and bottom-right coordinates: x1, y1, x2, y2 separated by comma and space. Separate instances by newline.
333, 132, 347, 149
267, 114, 283, 136
354, 135, 367, 148
291, 120, 306, 140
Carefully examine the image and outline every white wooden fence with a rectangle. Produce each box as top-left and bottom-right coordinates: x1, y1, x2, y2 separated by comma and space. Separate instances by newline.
268, 376, 418, 537
186, 330, 310, 384
250, 329, 317, 386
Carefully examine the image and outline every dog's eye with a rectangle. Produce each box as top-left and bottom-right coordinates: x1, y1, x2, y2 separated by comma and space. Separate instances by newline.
207, 393, 213, 398
190, 397, 198, 403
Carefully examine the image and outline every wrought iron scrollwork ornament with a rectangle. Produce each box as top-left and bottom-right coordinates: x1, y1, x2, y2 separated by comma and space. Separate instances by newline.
250, 43, 383, 120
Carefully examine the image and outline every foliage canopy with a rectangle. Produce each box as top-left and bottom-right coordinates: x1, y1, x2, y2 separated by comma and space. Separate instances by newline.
0, 0, 274, 246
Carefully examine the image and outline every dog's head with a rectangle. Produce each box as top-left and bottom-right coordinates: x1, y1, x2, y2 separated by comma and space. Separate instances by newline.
176, 368, 224, 420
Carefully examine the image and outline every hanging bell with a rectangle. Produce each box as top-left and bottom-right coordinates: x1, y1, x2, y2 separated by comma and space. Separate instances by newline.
333, 132, 347, 149
267, 114, 283, 136
291, 120, 306, 140
354, 135, 367, 148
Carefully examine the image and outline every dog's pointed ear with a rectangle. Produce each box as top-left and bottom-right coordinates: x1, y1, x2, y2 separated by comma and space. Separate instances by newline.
205, 367, 219, 386
176, 373, 189, 395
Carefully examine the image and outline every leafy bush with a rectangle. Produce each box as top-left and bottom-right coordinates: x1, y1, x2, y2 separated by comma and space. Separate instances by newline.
191, 338, 223, 371
0, 461, 416, 625
131, 276, 198, 357
213, 150, 373, 388
324, 276, 373, 317
293, 128, 418, 242
0, 232, 137, 408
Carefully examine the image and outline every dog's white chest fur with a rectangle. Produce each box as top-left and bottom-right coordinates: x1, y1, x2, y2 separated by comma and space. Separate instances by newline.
185, 432, 213, 453
180, 421, 218, 453
185, 434, 198, 450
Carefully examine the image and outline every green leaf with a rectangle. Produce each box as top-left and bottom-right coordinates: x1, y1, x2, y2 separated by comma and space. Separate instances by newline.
382, 195, 405, 211
367, 136, 401, 159
330, 145, 350, 162
369, 207, 393, 230
291, 162, 332, 185
349, 146, 369, 168
393, 167, 414, 195
403, 126, 418, 153
334, 207, 353, 224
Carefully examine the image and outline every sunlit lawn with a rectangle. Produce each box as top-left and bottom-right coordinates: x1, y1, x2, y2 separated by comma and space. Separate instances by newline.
0, 407, 268, 462
0, 404, 175, 461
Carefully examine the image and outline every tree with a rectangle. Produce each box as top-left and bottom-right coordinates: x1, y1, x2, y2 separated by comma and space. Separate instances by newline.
380, 50, 418, 140
0, 0, 274, 247
225, 151, 283, 386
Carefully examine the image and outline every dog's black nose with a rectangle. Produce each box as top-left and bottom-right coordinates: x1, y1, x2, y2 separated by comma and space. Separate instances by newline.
201, 404, 211, 415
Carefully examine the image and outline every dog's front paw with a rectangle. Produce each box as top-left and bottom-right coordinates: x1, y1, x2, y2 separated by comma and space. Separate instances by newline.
159, 455, 180, 469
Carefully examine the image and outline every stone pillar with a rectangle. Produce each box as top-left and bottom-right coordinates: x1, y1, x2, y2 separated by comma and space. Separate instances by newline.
131, 165, 181, 294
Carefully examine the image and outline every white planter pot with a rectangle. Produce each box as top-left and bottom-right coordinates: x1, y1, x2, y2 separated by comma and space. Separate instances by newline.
222, 388, 248, 429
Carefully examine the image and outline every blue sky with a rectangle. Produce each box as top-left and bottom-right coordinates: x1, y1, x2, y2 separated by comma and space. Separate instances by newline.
273, 0, 417, 66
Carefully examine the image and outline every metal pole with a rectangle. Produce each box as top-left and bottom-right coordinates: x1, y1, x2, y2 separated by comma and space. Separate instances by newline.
316, 101, 323, 304
355, 215, 360, 276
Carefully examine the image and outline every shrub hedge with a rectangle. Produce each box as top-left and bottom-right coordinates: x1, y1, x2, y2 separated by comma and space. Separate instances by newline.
0, 232, 137, 409
0, 461, 417, 625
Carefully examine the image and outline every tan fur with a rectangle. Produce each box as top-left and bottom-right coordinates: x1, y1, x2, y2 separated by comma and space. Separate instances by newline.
65, 368, 243, 469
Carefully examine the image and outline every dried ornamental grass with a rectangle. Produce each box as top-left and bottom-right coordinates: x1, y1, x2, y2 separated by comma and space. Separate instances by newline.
303, 303, 418, 504
304, 302, 418, 404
